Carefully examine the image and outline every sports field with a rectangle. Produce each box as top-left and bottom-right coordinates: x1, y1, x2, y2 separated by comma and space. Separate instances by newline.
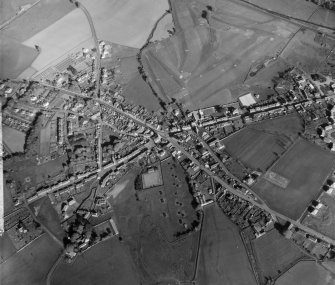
142, 167, 163, 189
196, 206, 257, 285
276, 261, 335, 285
0, 35, 38, 79
51, 238, 139, 285
252, 229, 305, 283
253, 139, 335, 220
223, 128, 292, 171
0, 234, 62, 285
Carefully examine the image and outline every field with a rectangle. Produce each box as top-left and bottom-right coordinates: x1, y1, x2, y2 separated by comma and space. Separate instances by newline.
303, 193, 335, 240
31, 197, 65, 241
0, 0, 74, 42
276, 261, 335, 285
223, 128, 292, 171
110, 166, 199, 283
196, 206, 257, 285
0, 234, 62, 285
0, 233, 17, 262
0, 0, 36, 25
142, 0, 300, 109
142, 168, 163, 189
39, 123, 51, 156
3, 126, 25, 153
139, 158, 198, 241
253, 139, 335, 220
51, 238, 139, 285
17, 0, 168, 73
5, 155, 66, 189
252, 229, 306, 284
0, 34, 38, 79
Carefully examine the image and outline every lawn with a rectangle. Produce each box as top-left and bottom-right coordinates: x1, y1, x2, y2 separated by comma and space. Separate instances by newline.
253, 139, 335, 220
252, 229, 306, 283
276, 261, 335, 285
3, 126, 25, 153
196, 206, 257, 285
0, 234, 62, 285
223, 128, 292, 171
51, 238, 139, 285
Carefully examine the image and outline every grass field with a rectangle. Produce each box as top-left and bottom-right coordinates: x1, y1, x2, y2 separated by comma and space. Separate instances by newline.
139, 215, 199, 281
0, 34, 38, 79
31, 197, 65, 241
143, 0, 300, 109
3, 184, 14, 214
39, 123, 51, 156
139, 158, 198, 241
253, 139, 335, 220
0, 234, 62, 285
196, 206, 257, 285
0, 0, 36, 25
110, 166, 199, 283
5, 155, 66, 189
3, 126, 25, 153
19, 0, 168, 73
223, 128, 292, 171
252, 229, 306, 283
276, 261, 335, 285
0, 233, 17, 262
302, 193, 335, 240
51, 238, 139, 285
249, 114, 304, 140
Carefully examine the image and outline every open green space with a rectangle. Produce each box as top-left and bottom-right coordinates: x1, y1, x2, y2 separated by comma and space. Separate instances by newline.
249, 114, 304, 141
252, 229, 306, 283
31, 197, 65, 241
253, 139, 335, 220
196, 206, 257, 285
0, 234, 62, 285
303, 193, 335, 240
3, 126, 25, 153
276, 261, 335, 285
5, 155, 67, 189
223, 128, 292, 171
110, 165, 199, 283
51, 238, 139, 285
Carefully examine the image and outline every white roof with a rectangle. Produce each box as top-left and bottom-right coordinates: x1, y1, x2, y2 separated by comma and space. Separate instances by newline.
239, 93, 256, 106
